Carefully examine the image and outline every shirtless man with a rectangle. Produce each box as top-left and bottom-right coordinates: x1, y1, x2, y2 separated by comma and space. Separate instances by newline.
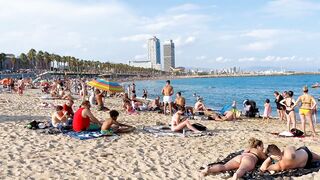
51, 105, 68, 127
101, 110, 134, 135
175, 92, 186, 109
260, 144, 320, 173
95, 89, 108, 111
161, 80, 174, 115
194, 99, 207, 112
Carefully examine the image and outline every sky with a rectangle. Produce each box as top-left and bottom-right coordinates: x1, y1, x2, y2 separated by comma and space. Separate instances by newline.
1, 0, 320, 71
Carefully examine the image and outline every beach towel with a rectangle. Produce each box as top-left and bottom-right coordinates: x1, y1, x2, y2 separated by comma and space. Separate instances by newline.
141, 126, 214, 137
64, 131, 120, 141
200, 150, 320, 180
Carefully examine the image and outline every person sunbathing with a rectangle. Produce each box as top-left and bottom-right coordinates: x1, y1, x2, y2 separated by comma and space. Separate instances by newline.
124, 100, 138, 115
194, 99, 207, 112
204, 110, 235, 121
200, 138, 267, 179
171, 106, 200, 133
260, 144, 320, 173
101, 110, 134, 135
51, 105, 68, 127
148, 96, 161, 111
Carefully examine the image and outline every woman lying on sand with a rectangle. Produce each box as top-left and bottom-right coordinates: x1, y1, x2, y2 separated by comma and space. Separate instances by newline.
171, 106, 200, 133
204, 110, 235, 121
200, 138, 267, 179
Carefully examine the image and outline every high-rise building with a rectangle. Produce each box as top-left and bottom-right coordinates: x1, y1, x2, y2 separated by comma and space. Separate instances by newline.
163, 40, 175, 72
148, 36, 161, 70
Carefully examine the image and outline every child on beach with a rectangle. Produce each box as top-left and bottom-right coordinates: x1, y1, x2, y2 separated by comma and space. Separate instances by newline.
263, 99, 272, 123
101, 110, 134, 135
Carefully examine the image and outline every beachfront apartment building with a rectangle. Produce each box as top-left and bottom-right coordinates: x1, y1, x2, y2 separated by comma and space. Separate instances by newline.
147, 36, 161, 70
163, 40, 175, 72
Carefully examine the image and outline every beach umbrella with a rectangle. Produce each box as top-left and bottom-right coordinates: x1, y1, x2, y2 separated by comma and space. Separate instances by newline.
87, 79, 124, 93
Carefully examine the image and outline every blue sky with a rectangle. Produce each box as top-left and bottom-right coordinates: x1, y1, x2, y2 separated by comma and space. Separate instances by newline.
1, 0, 320, 71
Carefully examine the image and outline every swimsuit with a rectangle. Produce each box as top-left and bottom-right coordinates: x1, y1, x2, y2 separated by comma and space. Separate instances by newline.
101, 128, 113, 135
163, 96, 172, 103
297, 146, 313, 168
285, 99, 294, 115
299, 108, 311, 116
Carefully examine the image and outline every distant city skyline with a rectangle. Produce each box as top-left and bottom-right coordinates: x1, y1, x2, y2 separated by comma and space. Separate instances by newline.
1, 0, 320, 71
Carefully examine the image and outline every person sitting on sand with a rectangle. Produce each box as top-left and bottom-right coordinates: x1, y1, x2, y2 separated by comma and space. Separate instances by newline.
201, 138, 267, 179
124, 99, 138, 115
122, 93, 131, 110
51, 105, 68, 127
148, 96, 161, 111
194, 98, 207, 112
101, 110, 134, 135
171, 106, 200, 133
174, 92, 186, 109
95, 89, 109, 111
73, 101, 102, 132
63, 99, 74, 118
61, 89, 73, 100
260, 144, 320, 173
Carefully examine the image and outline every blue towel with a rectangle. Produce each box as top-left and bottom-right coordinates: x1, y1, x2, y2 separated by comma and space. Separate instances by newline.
220, 104, 232, 114
64, 131, 119, 140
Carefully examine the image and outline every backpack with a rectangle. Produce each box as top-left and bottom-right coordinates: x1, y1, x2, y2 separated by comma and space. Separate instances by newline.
290, 128, 304, 137
192, 123, 207, 131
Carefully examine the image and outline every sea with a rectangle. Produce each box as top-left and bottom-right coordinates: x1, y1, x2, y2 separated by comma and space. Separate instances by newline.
130, 74, 320, 122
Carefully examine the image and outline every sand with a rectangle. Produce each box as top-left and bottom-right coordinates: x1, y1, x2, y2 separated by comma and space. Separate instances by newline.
0, 89, 320, 180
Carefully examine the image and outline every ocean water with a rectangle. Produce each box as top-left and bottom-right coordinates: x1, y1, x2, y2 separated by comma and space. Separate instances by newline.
130, 74, 320, 122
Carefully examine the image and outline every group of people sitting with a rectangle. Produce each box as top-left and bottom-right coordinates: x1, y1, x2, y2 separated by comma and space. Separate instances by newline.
200, 138, 320, 179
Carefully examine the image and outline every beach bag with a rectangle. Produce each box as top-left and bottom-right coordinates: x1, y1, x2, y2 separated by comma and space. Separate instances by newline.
192, 123, 207, 131
290, 128, 304, 137
25, 120, 39, 129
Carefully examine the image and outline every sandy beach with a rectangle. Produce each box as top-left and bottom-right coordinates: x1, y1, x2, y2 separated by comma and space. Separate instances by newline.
1, 89, 320, 179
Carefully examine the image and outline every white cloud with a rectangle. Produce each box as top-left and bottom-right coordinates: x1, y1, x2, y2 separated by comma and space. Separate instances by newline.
238, 57, 256, 62
134, 54, 147, 60
215, 56, 231, 63
196, 55, 207, 60
242, 41, 275, 51
120, 34, 153, 42
264, 0, 320, 18
242, 29, 281, 39
168, 3, 200, 12
173, 36, 197, 47
261, 56, 296, 62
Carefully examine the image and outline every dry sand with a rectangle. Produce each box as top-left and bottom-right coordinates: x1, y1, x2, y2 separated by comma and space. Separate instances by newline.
0, 89, 320, 180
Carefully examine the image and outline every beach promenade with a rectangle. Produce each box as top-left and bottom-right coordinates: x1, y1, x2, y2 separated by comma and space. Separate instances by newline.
0, 89, 320, 179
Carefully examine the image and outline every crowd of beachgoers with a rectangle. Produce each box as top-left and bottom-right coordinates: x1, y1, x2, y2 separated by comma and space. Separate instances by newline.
1, 76, 320, 179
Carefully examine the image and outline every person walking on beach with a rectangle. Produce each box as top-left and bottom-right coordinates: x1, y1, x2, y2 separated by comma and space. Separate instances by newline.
162, 80, 174, 115
293, 86, 317, 137
280, 91, 296, 131
274, 91, 285, 121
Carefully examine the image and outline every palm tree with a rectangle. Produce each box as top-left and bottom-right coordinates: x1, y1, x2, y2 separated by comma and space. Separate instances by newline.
36, 50, 44, 69
0, 53, 6, 70
43, 51, 51, 70
27, 49, 37, 69
19, 53, 28, 69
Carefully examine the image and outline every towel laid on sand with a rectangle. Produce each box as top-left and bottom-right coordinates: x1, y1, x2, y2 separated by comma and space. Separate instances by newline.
141, 126, 214, 137
200, 150, 320, 180
64, 131, 120, 141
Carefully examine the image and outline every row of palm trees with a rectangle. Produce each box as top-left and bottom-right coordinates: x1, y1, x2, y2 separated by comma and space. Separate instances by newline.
0, 49, 162, 75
